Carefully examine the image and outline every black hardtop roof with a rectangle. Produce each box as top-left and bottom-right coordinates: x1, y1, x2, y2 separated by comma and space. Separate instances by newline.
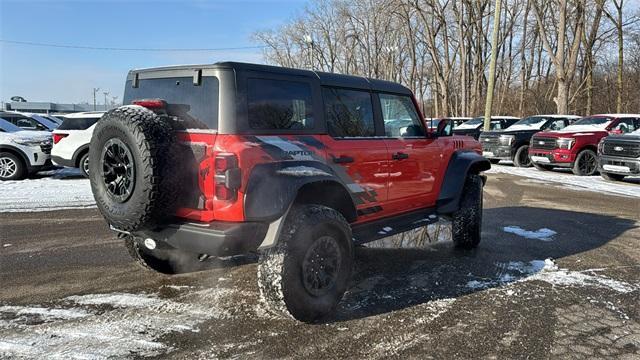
129, 61, 412, 95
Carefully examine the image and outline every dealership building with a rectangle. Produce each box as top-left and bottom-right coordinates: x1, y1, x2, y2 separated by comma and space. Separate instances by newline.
4, 101, 112, 114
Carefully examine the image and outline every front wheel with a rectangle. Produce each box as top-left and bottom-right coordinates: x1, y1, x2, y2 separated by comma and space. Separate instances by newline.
601, 172, 626, 181
489, 159, 501, 165
0, 152, 26, 181
451, 174, 483, 249
513, 145, 532, 167
258, 204, 353, 322
572, 149, 598, 176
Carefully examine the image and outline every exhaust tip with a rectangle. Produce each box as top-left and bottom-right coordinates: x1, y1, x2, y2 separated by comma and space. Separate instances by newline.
144, 238, 157, 250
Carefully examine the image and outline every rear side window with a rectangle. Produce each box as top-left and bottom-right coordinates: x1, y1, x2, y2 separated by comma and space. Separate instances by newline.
323, 88, 375, 137
123, 76, 219, 130
247, 78, 314, 130
58, 117, 100, 130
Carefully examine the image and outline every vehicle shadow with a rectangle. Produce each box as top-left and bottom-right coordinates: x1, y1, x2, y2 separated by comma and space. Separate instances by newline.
330, 206, 637, 322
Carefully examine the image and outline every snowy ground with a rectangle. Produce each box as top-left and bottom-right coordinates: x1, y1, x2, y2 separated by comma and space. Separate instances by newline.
0, 168, 95, 213
487, 162, 640, 198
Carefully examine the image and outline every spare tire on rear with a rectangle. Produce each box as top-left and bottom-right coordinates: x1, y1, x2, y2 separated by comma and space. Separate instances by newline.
89, 106, 179, 232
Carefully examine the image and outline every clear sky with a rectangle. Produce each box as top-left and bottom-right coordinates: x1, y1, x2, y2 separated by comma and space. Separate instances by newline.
0, 0, 307, 104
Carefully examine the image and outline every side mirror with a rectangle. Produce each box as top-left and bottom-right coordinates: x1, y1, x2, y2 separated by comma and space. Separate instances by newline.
401, 124, 425, 137
437, 119, 453, 137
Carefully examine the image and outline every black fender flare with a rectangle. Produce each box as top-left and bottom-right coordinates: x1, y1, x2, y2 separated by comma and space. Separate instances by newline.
243, 160, 357, 223
72, 143, 90, 166
436, 150, 491, 215
0, 145, 30, 167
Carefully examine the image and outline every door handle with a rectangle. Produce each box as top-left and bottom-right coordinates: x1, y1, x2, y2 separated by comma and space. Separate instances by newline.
333, 155, 354, 164
392, 152, 409, 160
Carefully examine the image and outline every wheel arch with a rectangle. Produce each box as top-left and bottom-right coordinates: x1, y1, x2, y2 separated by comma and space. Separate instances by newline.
437, 150, 490, 215
0, 145, 29, 169
73, 144, 90, 167
244, 161, 357, 223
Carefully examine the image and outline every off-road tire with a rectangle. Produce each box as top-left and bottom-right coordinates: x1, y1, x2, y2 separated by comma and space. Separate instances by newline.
489, 159, 501, 165
79, 152, 90, 178
0, 152, 26, 180
600, 172, 626, 181
258, 204, 353, 322
533, 163, 554, 171
451, 174, 483, 249
89, 106, 180, 232
513, 145, 532, 167
124, 236, 201, 274
572, 149, 598, 176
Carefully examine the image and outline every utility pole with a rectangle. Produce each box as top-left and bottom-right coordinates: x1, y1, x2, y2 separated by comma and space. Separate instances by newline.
103, 91, 110, 110
92, 87, 100, 111
483, 0, 502, 131
304, 35, 314, 70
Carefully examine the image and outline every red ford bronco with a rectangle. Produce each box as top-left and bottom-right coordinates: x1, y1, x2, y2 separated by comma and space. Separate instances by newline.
89, 62, 489, 322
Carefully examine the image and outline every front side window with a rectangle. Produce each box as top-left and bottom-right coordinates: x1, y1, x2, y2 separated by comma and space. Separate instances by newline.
379, 93, 424, 137
247, 78, 314, 130
547, 119, 567, 131
323, 88, 375, 137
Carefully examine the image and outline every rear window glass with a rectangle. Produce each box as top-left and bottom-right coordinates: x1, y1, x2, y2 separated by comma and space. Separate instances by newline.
247, 78, 314, 130
123, 76, 219, 130
58, 117, 100, 130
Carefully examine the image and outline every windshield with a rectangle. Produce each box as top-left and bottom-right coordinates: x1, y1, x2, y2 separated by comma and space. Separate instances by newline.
569, 116, 612, 128
456, 117, 483, 129
512, 116, 547, 128
0, 118, 23, 132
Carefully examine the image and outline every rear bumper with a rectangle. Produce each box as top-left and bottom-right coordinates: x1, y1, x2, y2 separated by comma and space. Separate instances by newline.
598, 155, 640, 175
121, 221, 269, 256
51, 155, 76, 168
528, 149, 575, 167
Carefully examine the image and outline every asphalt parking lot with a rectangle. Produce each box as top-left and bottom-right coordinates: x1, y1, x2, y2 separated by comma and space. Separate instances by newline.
1, 168, 639, 359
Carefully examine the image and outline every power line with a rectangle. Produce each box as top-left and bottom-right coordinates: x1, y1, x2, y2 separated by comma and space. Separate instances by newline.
0, 39, 267, 52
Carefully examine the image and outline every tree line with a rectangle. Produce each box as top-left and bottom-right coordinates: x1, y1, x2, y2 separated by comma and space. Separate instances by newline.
253, 0, 639, 118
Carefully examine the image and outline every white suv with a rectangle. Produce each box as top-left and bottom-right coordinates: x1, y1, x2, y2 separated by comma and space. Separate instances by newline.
0, 118, 53, 180
51, 111, 105, 177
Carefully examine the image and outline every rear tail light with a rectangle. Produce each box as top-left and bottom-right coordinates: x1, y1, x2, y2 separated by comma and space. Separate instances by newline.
132, 99, 166, 110
214, 153, 241, 201
52, 133, 68, 144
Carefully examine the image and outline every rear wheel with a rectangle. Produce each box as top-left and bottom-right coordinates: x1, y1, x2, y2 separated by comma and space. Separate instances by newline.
451, 174, 483, 249
513, 145, 532, 167
0, 152, 26, 181
79, 152, 90, 178
600, 172, 626, 181
572, 149, 598, 176
258, 204, 353, 322
533, 163, 554, 171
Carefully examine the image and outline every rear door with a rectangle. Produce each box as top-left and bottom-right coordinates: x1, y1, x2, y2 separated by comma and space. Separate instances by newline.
321, 87, 389, 221
378, 92, 441, 214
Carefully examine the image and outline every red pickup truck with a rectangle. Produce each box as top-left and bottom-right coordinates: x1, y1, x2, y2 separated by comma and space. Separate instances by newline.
528, 114, 640, 175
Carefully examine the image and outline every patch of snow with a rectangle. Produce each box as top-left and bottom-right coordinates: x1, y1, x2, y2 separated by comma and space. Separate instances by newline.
0, 289, 234, 359
276, 166, 330, 177
66, 292, 164, 308
503, 226, 557, 241
0, 169, 95, 213
486, 165, 640, 198
0, 306, 90, 326
2, 244, 12, 248
466, 259, 637, 293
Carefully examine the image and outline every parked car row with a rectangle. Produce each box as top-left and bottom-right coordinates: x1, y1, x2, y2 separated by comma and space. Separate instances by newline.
453, 113, 640, 181
0, 111, 105, 180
